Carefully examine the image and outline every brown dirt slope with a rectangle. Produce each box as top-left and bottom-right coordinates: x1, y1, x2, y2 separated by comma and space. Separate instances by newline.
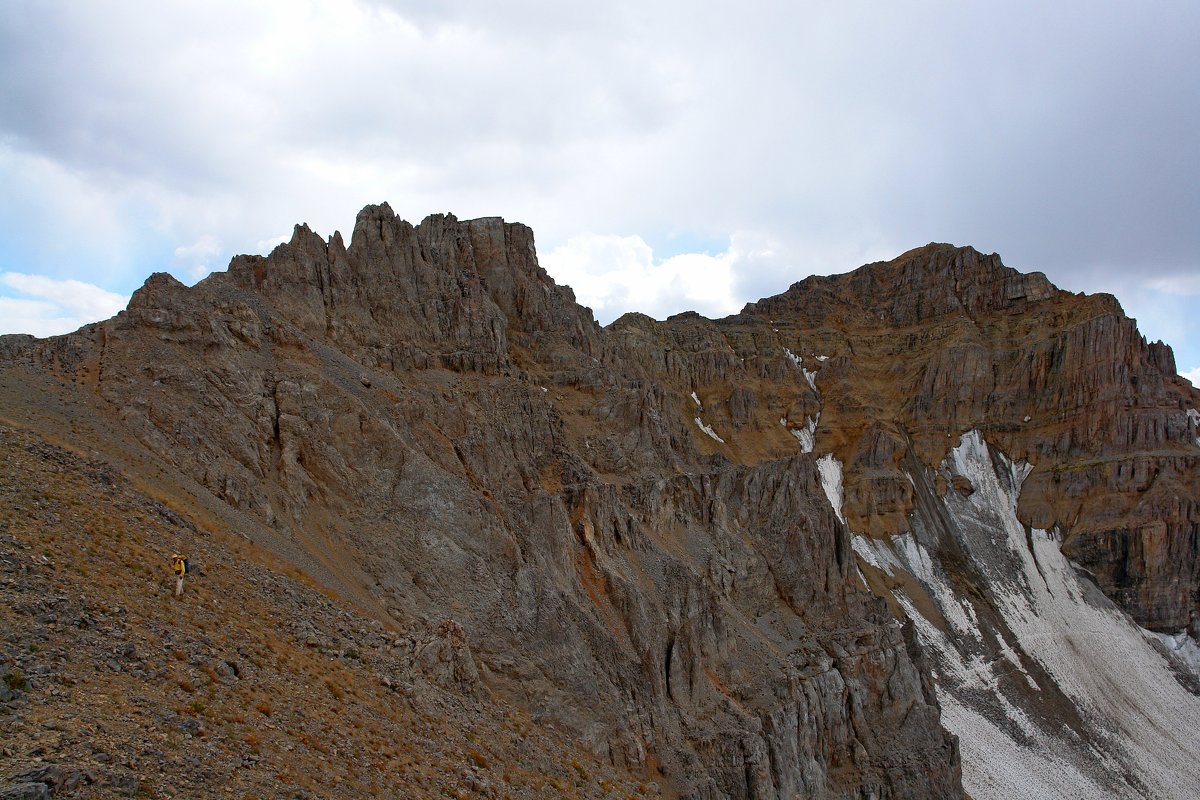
0, 424, 661, 800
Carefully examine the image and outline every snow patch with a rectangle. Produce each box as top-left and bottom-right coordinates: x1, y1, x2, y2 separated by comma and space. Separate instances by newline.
851, 535, 888, 571
816, 454, 844, 524
690, 391, 701, 408
694, 417, 725, 443
782, 347, 818, 392
815, 354, 829, 361
853, 533, 978, 638
790, 413, 819, 453
891, 588, 1038, 739
1023, 415, 1031, 422
899, 430, 1200, 799
937, 693, 1110, 799
854, 565, 869, 589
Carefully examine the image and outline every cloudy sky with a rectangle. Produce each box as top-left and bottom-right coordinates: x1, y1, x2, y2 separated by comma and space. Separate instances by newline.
2, 1, 1198, 381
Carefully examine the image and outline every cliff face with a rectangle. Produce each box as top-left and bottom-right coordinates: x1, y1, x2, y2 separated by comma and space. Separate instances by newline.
2, 205, 1197, 798
610, 243, 1200, 633
219, 204, 603, 377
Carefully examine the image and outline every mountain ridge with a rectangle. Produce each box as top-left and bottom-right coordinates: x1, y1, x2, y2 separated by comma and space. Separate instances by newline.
3, 203, 1199, 799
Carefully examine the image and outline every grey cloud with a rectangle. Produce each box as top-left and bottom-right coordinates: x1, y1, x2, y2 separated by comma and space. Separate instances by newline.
0, 0, 1196, 362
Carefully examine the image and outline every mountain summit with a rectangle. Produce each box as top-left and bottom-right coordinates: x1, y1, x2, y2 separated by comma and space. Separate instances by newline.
2, 205, 1199, 799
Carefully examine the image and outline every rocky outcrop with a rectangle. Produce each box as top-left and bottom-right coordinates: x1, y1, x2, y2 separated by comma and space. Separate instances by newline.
219, 204, 604, 379
0, 208, 963, 798
770, 247, 1200, 635
3, 206, 1197, 797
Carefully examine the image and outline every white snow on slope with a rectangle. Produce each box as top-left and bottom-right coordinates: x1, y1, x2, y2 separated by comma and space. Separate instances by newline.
937, 693, 1108, 799
694, 417, 724, 443
815, 454, 844, 524
783, 348, 818, 392
854, 533, 980, 639
690, 391, 701, 408
790, 414, 819, 453
863, 430, 1200, 799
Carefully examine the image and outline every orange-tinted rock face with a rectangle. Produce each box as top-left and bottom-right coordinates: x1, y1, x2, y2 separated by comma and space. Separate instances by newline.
610, 242, 1200, 633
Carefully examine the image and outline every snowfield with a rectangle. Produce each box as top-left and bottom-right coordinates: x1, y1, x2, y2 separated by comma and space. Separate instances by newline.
832, 431, 1200, 798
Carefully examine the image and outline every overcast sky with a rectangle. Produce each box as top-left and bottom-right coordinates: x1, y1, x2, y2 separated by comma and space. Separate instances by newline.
2, 1, 1198, 381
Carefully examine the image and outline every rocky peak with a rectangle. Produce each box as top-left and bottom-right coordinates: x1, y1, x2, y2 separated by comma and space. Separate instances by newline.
127, 271, 189, 307
610, 239, 1199, 632
745, 242, 1064, 327
216, 205, 601, 376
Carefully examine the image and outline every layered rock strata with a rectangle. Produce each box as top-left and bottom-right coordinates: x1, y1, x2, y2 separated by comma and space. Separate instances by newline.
609, 244, 1200, 634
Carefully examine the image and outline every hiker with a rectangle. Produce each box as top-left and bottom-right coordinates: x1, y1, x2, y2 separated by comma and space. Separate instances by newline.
171, 554, 189, 597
